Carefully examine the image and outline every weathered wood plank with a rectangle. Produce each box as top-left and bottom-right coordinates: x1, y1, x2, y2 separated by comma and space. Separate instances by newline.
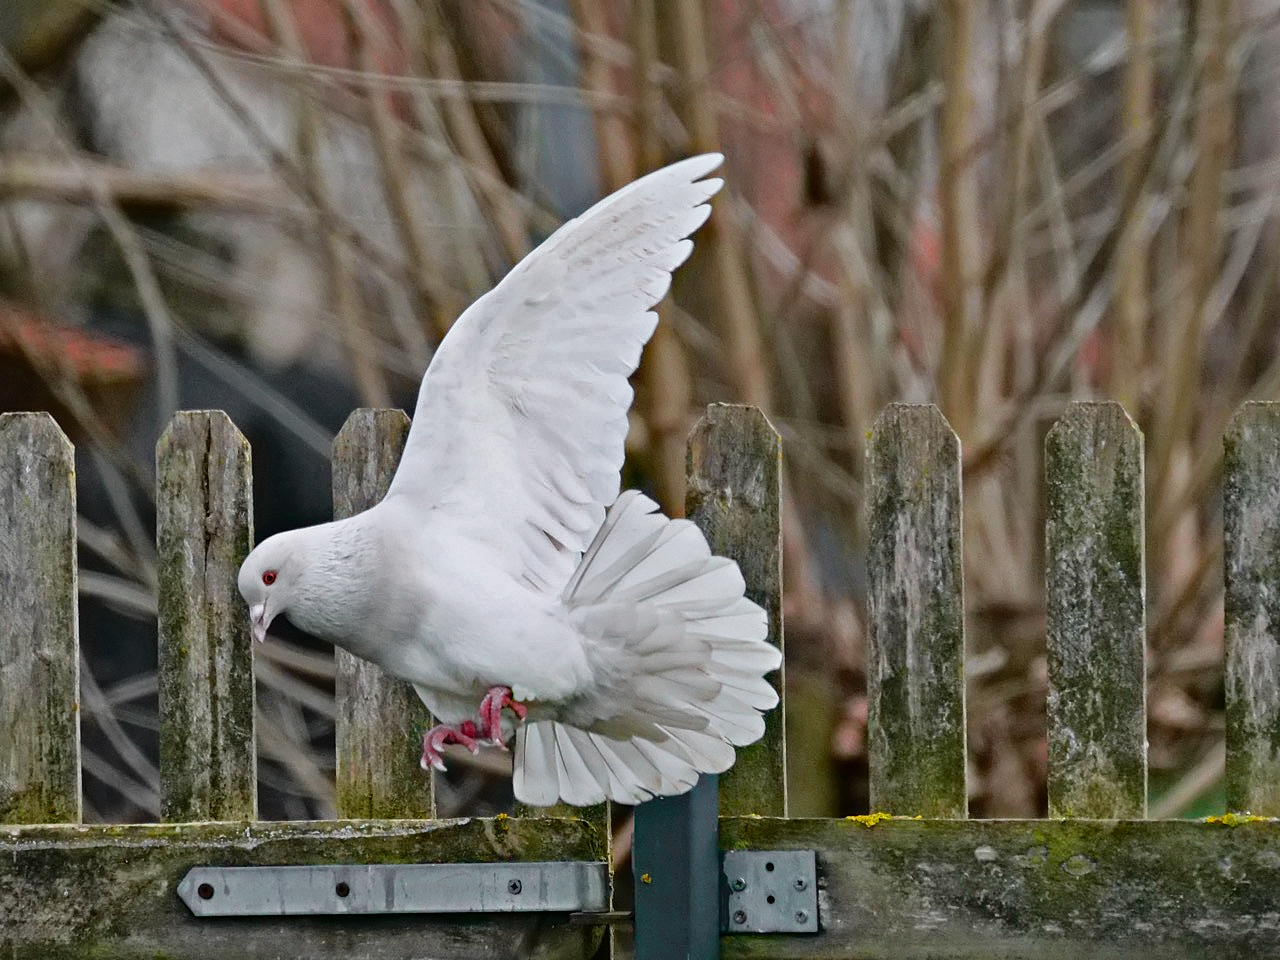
1044, 402, 1147, 818
0, 816, 604, 959
156, 411, 257, 822
720, 814, 1280, 959
0, 413, 80, 824
686, 403, 785, 817
332, 409, 435, 820
1224, 401, 1280, 814
866, 404, 967, 818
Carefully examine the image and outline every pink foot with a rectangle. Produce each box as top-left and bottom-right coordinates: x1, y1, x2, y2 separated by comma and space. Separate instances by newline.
478, 686, 528, 746
420, 720, 480, 773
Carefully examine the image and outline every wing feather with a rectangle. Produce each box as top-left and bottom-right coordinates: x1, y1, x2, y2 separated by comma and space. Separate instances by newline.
384, 155, 724, 591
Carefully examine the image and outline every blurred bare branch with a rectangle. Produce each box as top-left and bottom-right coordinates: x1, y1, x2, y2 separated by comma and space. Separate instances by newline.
5, 0, 1274, 823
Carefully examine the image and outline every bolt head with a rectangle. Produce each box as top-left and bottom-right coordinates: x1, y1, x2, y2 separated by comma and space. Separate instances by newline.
795, 909, 808, 924
508, 879, 522, 895
732, 909, 748, 925
730, 877, 747, 891
793, 877, 807, 890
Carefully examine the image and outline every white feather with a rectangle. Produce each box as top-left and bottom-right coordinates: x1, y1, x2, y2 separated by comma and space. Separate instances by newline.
383, 156, 725, 593
514, 722, 561, 807
508, 491, 779, 805
238, 156, 782, 809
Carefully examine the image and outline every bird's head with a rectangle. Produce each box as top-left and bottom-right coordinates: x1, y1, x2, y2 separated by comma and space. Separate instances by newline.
237, 531, 303, 644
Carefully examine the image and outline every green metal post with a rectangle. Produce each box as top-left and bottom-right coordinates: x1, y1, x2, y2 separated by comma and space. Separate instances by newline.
633, 775, 720, 960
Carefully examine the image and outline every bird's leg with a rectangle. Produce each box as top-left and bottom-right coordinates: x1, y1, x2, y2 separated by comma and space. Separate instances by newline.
478, 686, 528, 746
419, 720, 480, 773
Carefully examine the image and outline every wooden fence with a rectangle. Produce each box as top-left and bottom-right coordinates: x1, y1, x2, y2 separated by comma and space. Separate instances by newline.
3, 400, 1280, 958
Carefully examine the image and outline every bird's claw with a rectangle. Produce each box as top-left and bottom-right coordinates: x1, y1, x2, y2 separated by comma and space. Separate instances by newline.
417, 689, 524, 773
479, 685, 528, 746
419, 720, 480, 772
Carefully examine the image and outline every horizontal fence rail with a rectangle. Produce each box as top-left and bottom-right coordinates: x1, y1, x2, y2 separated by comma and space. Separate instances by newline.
4, 401, 1280, 959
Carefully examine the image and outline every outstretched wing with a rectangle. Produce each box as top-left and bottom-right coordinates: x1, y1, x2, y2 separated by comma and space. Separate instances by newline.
384, 154, 724, 591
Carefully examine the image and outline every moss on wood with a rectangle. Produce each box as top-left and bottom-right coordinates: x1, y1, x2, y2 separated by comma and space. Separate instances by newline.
1044, 402, 1146, 818
687, 404, 785, 817
866, 404, 967, 818
721, 815, 1280, 958
1224, 402, 1280, 814
0, 413, 80, 825
331, 409, 435, 820
156, 411, 256, 822
1, 816, 604, 959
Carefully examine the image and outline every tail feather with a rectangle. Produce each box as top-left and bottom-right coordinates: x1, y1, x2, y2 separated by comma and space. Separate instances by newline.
515, 722, 562, 806
653, 724, 736, 772
709, 646, 786, 676
514, 719, 710, 805
513, 490, 780, 806
695, 700, 766, 745
687, 610, 770, 642
624, 557, 744, 608
710, 673, 782, 712
553, 724, 610, 807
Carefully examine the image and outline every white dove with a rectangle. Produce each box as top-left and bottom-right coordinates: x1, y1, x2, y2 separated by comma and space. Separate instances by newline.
237, 154, 781, 806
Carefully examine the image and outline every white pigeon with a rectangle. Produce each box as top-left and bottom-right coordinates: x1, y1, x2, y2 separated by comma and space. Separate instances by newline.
237, 154, 781, 806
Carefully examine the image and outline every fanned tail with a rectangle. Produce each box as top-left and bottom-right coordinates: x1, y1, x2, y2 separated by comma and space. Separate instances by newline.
513, 490, 780, 806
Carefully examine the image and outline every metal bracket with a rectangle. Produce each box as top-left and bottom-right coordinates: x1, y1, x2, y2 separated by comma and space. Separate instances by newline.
721, 850, 818, 934
178, 861, 609, 917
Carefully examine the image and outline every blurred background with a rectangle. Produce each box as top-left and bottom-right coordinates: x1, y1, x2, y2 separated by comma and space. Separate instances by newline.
0, 0, 1272, 826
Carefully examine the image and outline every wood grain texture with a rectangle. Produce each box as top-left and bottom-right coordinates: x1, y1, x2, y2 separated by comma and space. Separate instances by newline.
866, 404, 967, 818
1224, 401, 1280, 813
0, 413, 80, 824
686, 403, 785, 817
1044, 401, 1147, 818
721, 815, 1280, 959
332, 408, 435, 819
0, 816, 604, 959
156, 411, 256, 822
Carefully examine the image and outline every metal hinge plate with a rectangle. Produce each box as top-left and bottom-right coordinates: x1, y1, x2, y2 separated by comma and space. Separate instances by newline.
178, 861, 609, 917
722, 850, 818, 934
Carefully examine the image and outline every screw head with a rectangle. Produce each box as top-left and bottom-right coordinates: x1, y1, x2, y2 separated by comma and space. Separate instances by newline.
795, 910, 809, 924
793, 877, 807, 891
732, 910, 748, 925
508, 879, 522, 895
729, 877, 747, 892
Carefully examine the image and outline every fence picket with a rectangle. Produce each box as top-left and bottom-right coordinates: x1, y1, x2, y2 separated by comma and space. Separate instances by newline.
332, 409, 434, 819
157, 411, 257, 822
634, 404, 784, 960
1224, 401, 1280, 814
686, 403, 785, 816
0, 413, 80, 825
866, 403, 967, 818
1044, 401, 1147, 818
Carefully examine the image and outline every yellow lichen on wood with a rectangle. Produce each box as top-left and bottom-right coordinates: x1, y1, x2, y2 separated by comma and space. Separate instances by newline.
845, 812, 922, 827
1203, 813, 1272, 826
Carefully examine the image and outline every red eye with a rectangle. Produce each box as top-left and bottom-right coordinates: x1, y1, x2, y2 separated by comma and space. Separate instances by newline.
262, 570, 277, 586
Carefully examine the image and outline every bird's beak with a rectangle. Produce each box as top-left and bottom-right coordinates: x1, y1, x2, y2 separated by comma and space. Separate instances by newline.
249, 603, 269, 644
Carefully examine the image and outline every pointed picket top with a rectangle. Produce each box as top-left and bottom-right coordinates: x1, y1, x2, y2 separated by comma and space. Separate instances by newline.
1044, 401, 1146, 818
866, 403, 967, 818
157, 410, 257, 822
0, 412, 81, 824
